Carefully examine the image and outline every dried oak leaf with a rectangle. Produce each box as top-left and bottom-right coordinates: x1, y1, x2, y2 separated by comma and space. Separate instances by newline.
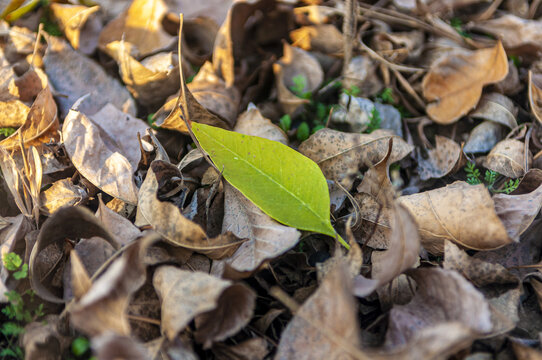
273, 42, 323, 115
422, 41, 508, 124
234, 104, 288, 145
275, 262, 364, 360
398, 181, 511, 254
493, 169, 542, 241
62, 107, 139, 204
483, 138, 531, 179
0, 86, 58, 151
137, 160, 245, 258
299, 128, 413, 189
221, 183, 300, 274
105, 41, 180, 106
29, 206, 119, 303
386, 268, 492, 349
417, 135, 464, 181
43, 36, 135, 117
98, 0, 175, 57
49, 3, 101, 55
153, 265, 256, 345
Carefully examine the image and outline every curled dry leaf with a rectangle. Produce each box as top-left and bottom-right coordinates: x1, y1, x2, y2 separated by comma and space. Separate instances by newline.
188, 62, 240, 128
299, 128, 413, 189
529, 71, 542, 125
275, 262, 365, 360
29, 206, 119, 303
472, 15, 542, 55
0, 86, 58, 151
98, 0, 175, 57
70, 237, 153, 337
417, 136, 463, 181
153, 265, 256, 346
88, 103, 149, 170
444, 241, 518, 288
39, 178, 87, 216
398, 181, 512, 254
234, 104, 288, 145
273, 42, 324, 115
43, 36, 135, 117
386, 268, 492, 349
181, 17, 219, 66
290, 24, 343, 54
21, 315, 71, 360
49, 4, 101, 55
222, 183, 300, 274
138, 160, 245, 258
464, 121, 503, 154
105, 41, 180, 106
422, 41, 508, 124
62, 107, 139, 204
483, 139, 531, 179
96, 195, 141, 246
470, 92, 518, 129
493, 169, 542, 241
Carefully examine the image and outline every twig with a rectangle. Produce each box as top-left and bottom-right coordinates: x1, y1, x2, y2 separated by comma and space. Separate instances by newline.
342, 0, 357, 76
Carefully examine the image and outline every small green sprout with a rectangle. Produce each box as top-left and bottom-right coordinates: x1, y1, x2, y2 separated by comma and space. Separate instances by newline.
366, 107, 381, 133
279, 114, 292, 132
296, 122, 310, 142
376, 87, 394, 104
342, 85, 360, 97
290, 75, 312, 99
0, 127, 16, 137
464, 162, 520, 194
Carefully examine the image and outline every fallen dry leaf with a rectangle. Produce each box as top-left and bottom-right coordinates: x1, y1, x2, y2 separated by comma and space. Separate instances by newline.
470, 92, 518, 129
529, 71, 542, 125
422, 41, 508, 124
483, 139, 531, 179
234, 104, 289, 145
49, 3, 101, 55
398, 181, 512, 254
417, 135, 464, 181
39, 178, 87, 216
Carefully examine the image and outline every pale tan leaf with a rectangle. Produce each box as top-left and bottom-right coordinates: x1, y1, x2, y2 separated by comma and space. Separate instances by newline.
49, 4, 101, 55
422, 42, 508, 124
398, 181, 511, 254
470, 92, 518, 129
483, 139, 531, 178
417, 136, 463, 181
39, 179, 87, 216
529, 71, 542, 125
234, 105, 288, 145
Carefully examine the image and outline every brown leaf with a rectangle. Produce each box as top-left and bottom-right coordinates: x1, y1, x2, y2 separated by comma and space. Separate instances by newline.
0, 99, 29, 128
299, 128, 413, 189
29, 206, 119, 303
138, 160, 245, 258
21, 315, 71, 360
62, 106, 139, 204
43, 36, 135, 117
105, 42, 180, 106
493, 169, 542, 240
70, 235, 155, 337
39, 178, 87, 216
98, 0, 175, 57
275, 262, 364, 360
472, 15, 542, 55
386, 268, 492, 348
234, 104, 288, 144
342, 56, 383, 97
417, 135, 463, 181
49, 4, 101, 55
165, 0, 232, 25
529, 71, 542, 125
212, 337, 269, 360
153, 265, 255, 344
92, 333, 149, 360
422, 41, 508, 124
290, 24, 343, 54
443, 241, 519, 288
398, 181, 512, 254
0, 86, 58, 151
273, 42, 323, 115
483, 139, 531, 178
96, 195, 141, 246
470, 92, 518, 129
221, 183, 300, 274
69, 249, 92, 300
464, 121, 503, 154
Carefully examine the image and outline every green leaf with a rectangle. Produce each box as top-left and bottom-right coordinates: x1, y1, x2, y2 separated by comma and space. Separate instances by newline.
191, 122, 347, 248
72, 336, 91, 356
0, 127, 16, 137
13, 264, 28, 280
279, 114, 291, 132
296, 122, 310, 142
1, 322, 24, 336
3, 252, 22, 271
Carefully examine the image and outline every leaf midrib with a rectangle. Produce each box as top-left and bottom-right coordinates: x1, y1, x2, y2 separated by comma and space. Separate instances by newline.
198, 126, 330, 234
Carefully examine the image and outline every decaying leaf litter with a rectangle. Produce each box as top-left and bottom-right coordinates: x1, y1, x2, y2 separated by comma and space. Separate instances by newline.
3, 0, 542, 359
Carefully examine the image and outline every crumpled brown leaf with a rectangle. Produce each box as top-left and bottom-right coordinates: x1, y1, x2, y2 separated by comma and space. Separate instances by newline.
299, 128, 413, 189
43, 36, 135, 117
137, 160, 245, 258
386, 268, 492, 349
483, 139, 531, 179
105, 41, 180, 106
98, 0, 175, 57
417, 135, 464, 181
221, 183, 300, 274
62, 106, 140, 204
275, 262, 364, 360
422, 41, 508, 124
398, 181, 512, 254
153, 265, 256, 347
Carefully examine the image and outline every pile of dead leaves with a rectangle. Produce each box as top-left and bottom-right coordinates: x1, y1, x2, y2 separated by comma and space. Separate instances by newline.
2, 0, 542, 359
